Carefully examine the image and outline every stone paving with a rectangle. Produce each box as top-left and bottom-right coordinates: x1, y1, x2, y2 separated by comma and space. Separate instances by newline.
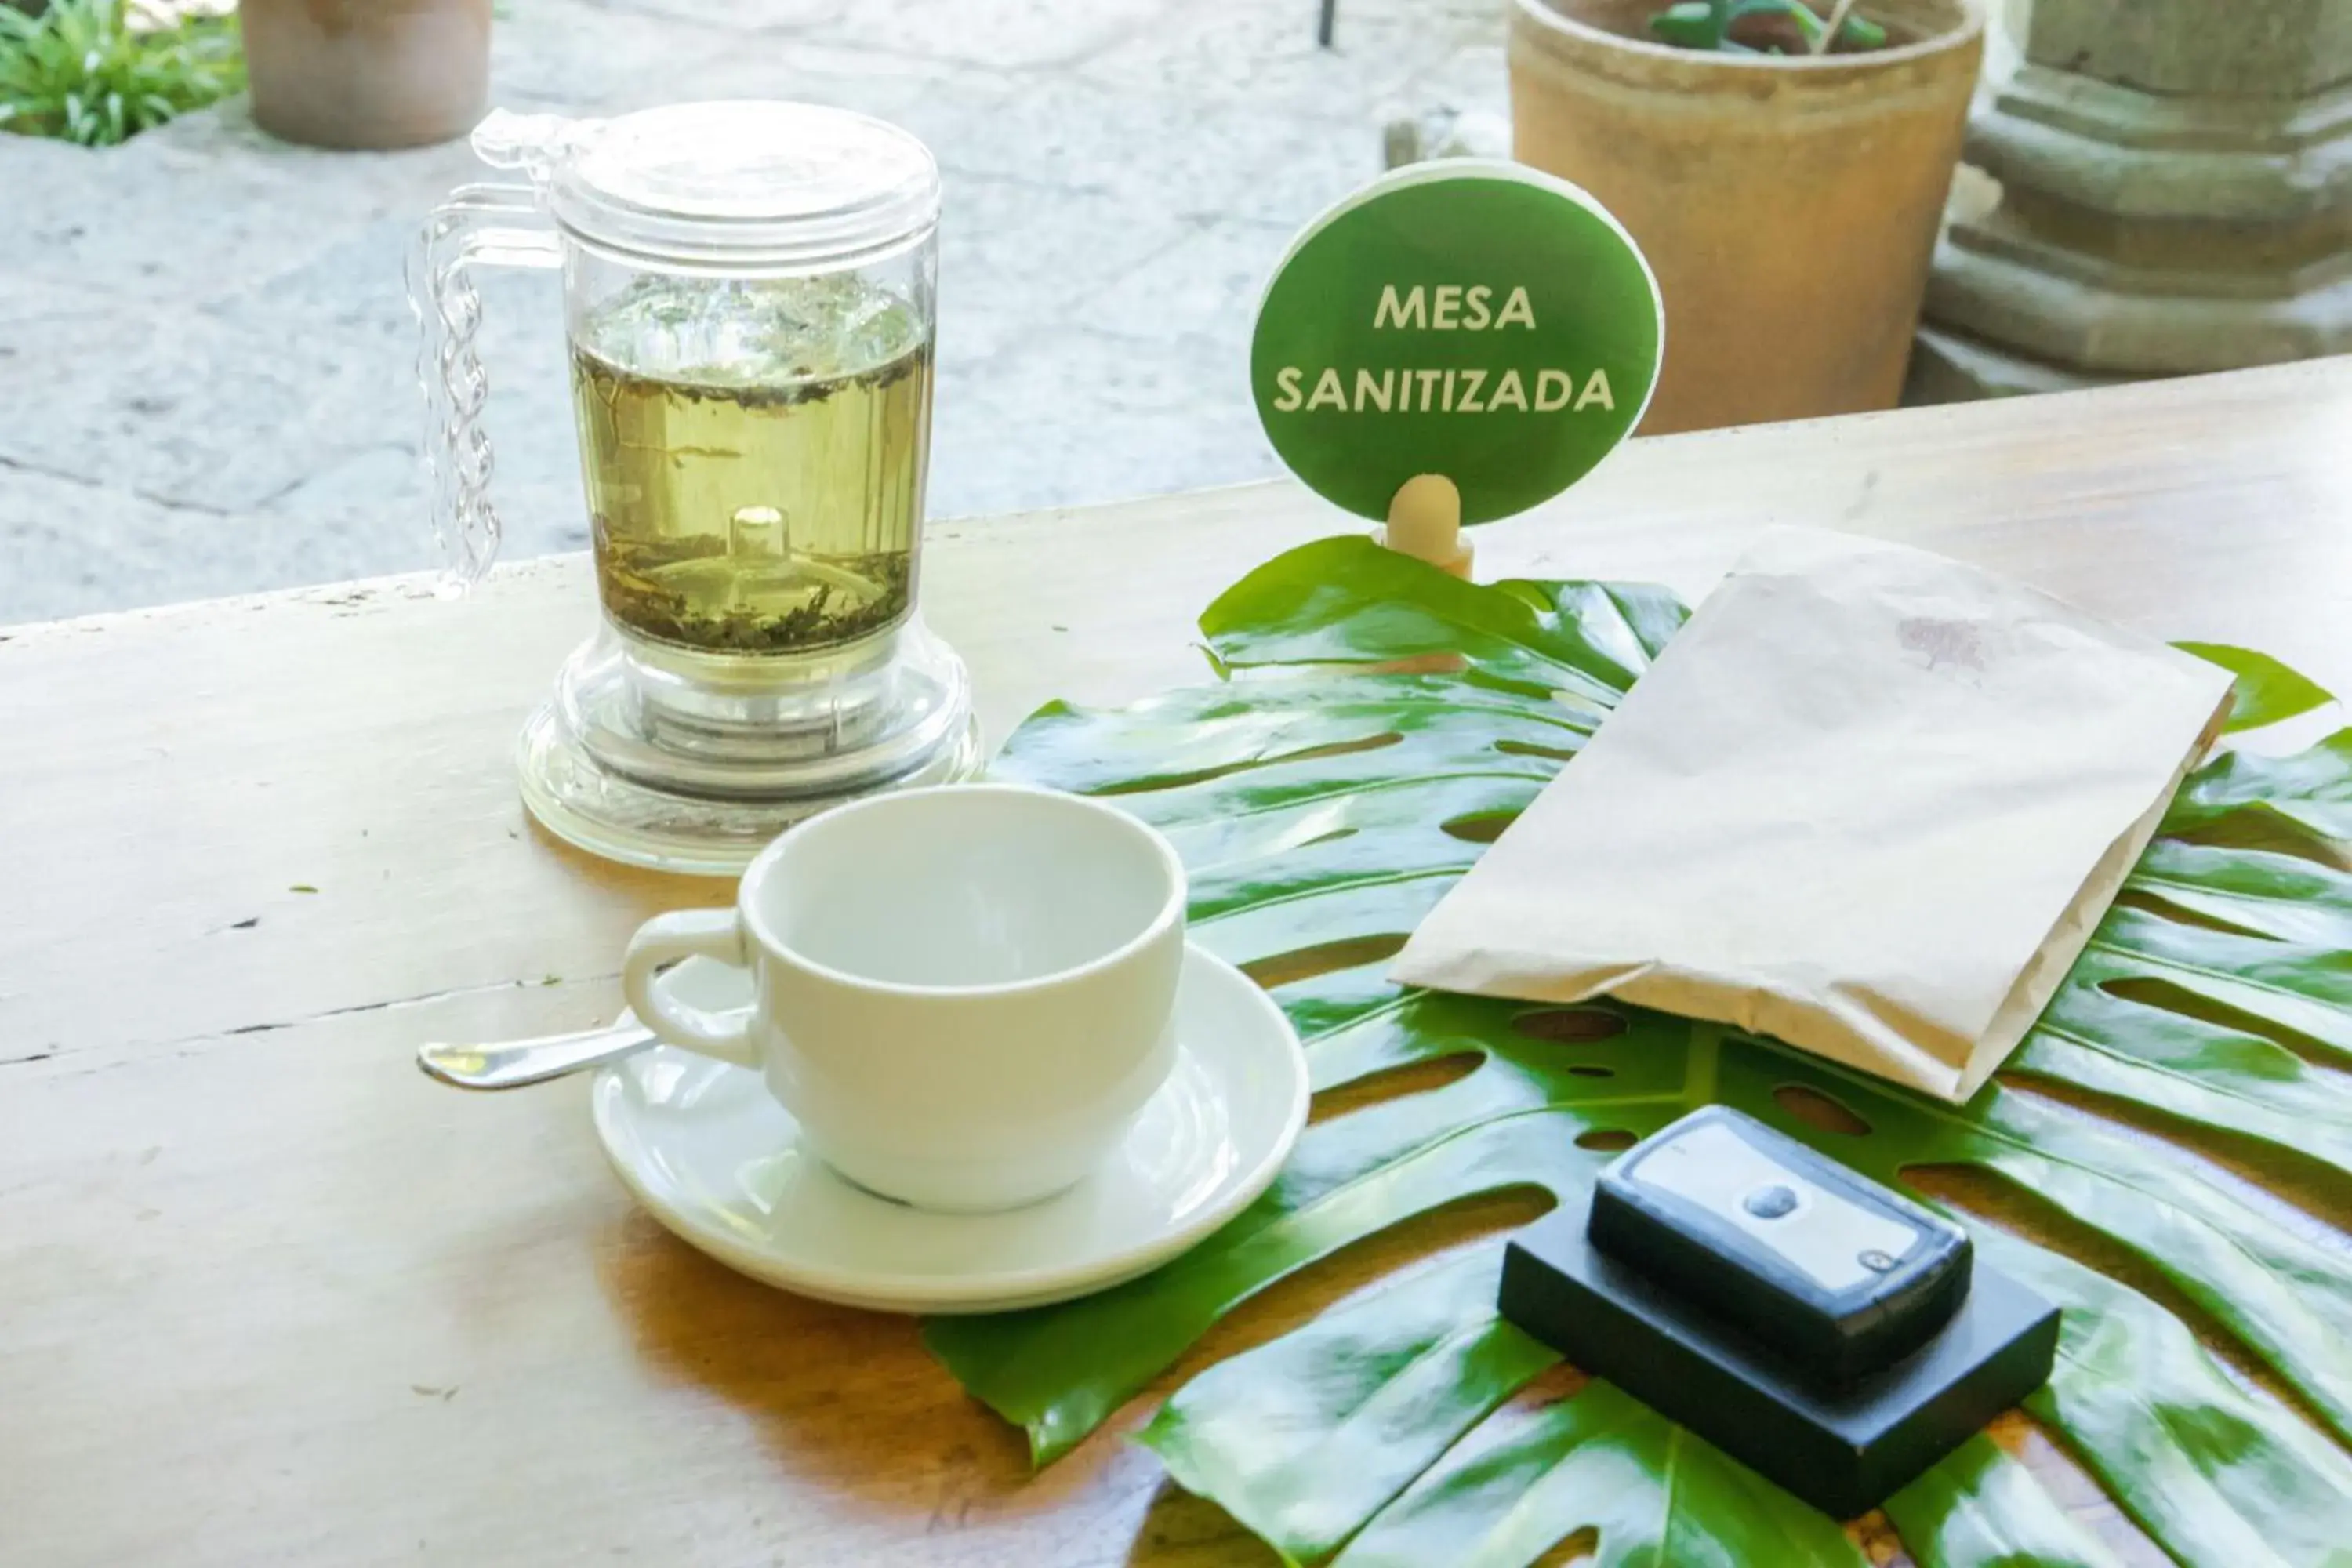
0, 0, 1506, 624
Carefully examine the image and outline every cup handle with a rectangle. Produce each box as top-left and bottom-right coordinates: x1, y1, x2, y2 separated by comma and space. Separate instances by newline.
622, 909, 760, 1069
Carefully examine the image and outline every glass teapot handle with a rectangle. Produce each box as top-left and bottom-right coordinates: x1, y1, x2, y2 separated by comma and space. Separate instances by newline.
405, 182, 563, 593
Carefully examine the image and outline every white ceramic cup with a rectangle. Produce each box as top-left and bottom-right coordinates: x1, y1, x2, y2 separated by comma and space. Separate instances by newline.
621, 784, 1188, 1213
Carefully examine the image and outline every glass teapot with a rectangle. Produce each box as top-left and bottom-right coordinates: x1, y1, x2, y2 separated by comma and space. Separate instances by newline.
410, 101, 980, 874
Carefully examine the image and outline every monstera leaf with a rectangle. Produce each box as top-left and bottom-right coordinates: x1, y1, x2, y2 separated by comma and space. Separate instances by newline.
924, 536, 2352, 1568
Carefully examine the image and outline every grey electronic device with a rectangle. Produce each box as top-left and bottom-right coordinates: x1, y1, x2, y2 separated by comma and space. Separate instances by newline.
1589, 1105, 1973, 1386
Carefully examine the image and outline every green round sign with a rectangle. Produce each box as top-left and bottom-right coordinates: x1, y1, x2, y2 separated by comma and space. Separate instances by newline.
1251, 160, 1663, 525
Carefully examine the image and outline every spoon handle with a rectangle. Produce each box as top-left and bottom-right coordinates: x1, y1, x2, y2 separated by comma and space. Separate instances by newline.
416, 1021, 656, 1091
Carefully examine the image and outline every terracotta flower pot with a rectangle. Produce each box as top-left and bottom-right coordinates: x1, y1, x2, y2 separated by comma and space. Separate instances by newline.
238, 0, 492, 151
1510, 0, 1984, 433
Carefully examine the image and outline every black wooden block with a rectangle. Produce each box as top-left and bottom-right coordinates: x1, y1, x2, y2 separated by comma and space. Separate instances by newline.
1500, 1195, 2060, 1519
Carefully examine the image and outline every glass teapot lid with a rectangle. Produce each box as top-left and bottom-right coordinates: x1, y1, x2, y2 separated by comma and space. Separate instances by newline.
474, 100, 942, 271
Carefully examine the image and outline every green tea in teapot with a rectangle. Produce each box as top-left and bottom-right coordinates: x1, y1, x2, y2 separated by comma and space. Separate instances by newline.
571, 274, 931, 658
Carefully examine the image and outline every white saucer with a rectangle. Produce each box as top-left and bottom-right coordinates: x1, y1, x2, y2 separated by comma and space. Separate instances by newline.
590, 942, 1308, 1313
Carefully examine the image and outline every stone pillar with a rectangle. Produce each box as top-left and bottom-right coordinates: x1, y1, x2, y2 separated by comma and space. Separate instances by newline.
1910, 0, 2350, 401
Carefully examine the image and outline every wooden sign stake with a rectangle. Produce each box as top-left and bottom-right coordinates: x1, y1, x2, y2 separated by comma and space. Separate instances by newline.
1379, 474, 1473, 579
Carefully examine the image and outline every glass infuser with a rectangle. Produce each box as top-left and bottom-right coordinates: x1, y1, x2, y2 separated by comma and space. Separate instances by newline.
411, 101, 981, 875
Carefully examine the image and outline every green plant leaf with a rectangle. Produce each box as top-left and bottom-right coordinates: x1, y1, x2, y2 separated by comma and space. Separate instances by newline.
1195, 534, 1682, 703
1884, 1436, 2125, 1568
1646, 0, 1890, 55
1141, 1245, 1559, 1564
1731, 0, 1825, 42
2178, 641, 2336, 733
1333, 1381, 1867, 1568
1649, 0, 1728, 49
924, 1093, 1669, 1465
0, 0, 241, 146
2165, 729, 2352, 844
1840, 12, 1888, 48
1996, 1235, 2352, 1568
928, 537, 2352, 1568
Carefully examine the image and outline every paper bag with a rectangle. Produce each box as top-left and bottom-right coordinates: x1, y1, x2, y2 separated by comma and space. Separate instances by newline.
1391, 526, 2236, 1103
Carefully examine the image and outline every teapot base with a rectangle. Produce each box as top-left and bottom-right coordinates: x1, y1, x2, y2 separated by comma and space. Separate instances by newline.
514, 617, 985, 875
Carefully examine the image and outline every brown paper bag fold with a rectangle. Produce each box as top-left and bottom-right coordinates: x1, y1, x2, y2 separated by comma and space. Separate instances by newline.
1391, 527, 2235, 1103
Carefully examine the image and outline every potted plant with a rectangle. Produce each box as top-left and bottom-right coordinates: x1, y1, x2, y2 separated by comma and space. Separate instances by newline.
1, 0, 245, 146
238, 0, 489, 150
1510, 0, 1984, 433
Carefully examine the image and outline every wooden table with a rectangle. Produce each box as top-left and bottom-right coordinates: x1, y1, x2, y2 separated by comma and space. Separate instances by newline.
6, 358, 2349, 1566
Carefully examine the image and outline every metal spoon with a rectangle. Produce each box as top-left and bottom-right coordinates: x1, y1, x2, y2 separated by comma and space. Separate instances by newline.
416, 1020, 654, 1090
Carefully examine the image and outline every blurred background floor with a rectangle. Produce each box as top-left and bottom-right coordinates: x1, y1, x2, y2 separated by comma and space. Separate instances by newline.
0, 0, 1504, 622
